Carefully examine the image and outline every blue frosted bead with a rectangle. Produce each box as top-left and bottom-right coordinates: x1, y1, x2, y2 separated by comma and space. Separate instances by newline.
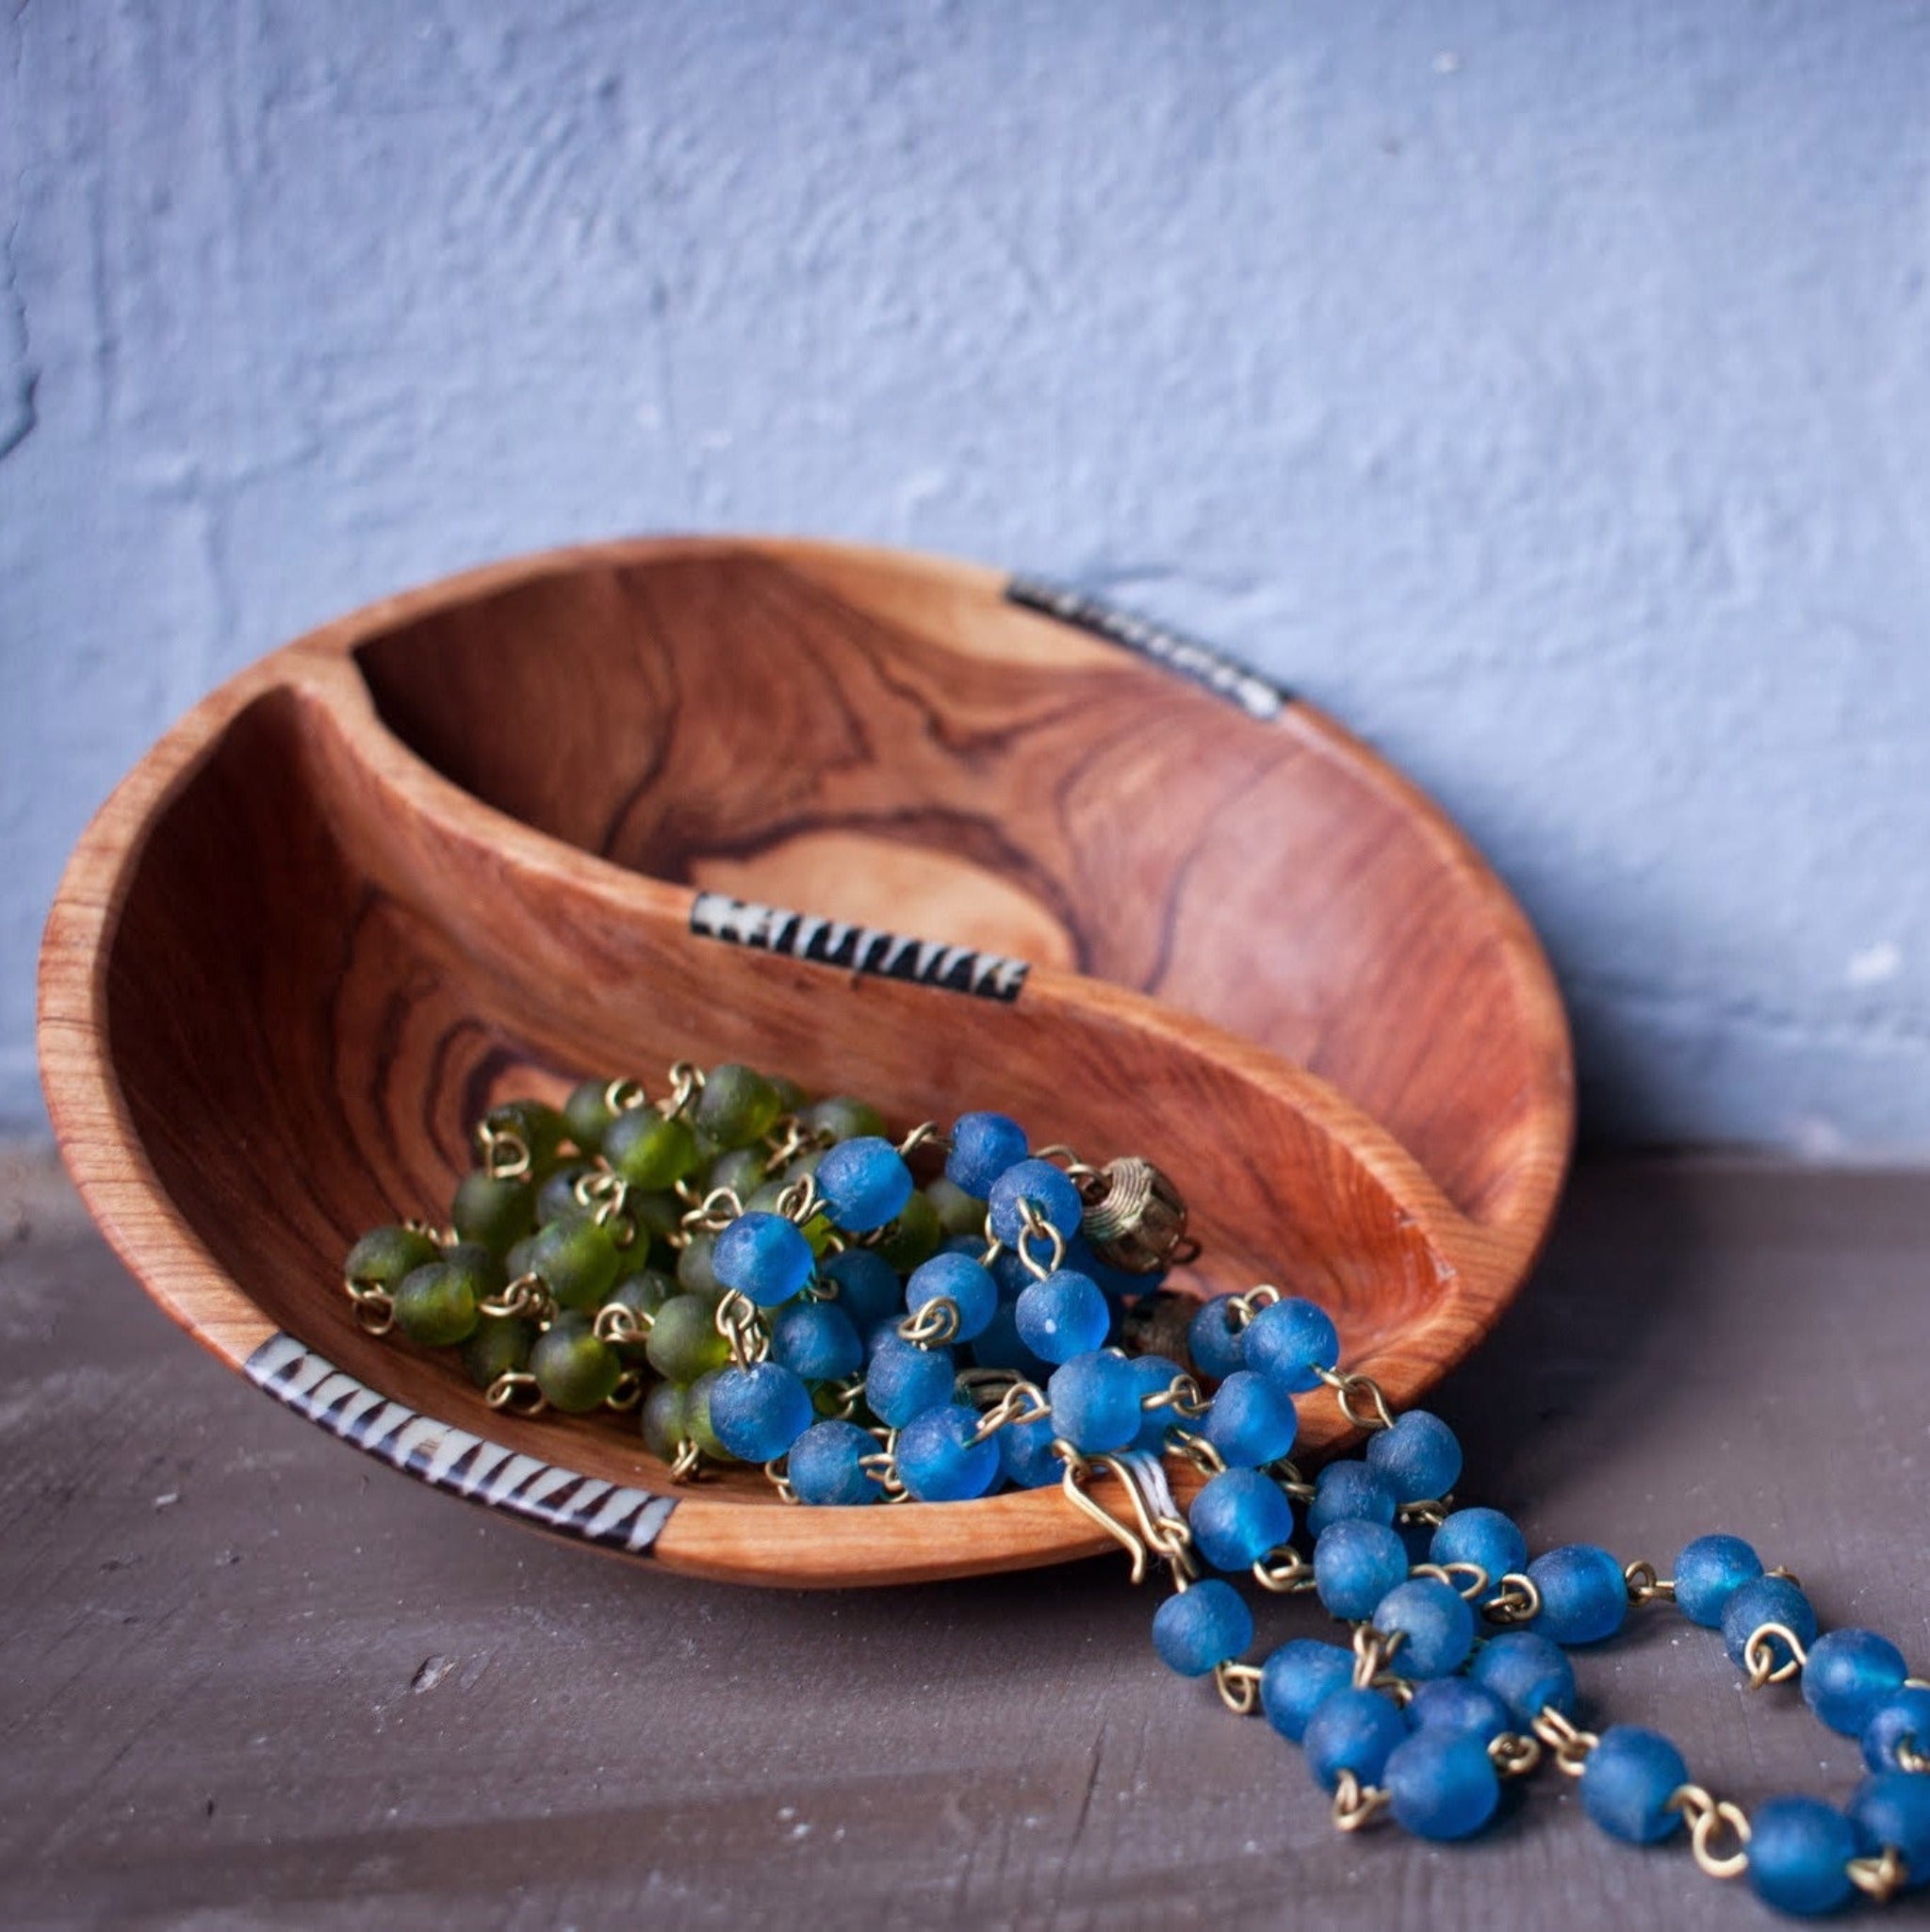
865, 1332, 957, 1428
819, 1246, 903, 1334
1373, 1577, 1476, 1678
709, 1362, 814, 1462
1186, 1296, 1247, 1381
1014, 1269, 1111, 1365
997, 1412, 1062, 1489
711, 1211, 814, 1308
1863, 1686, 1930, 1774
1313, 1518, 1409, 1621
896, 1402, 1001, 1501
1722, 1574, 1818, 1675
1408, 1678, 1514, 1745
1202, 1369, 1298, 1467
1241, 1296, 1340, 1394
1152, 1578, 1253, 1678
1803, 1629, 1909, 1738
1124, 1352, 1186, 1452
787, 1418, 882, 1506
906, 1250, 999, 1343
1364, 1410, 1462, 1502
769, 1299, 863, 1383
1303, 1687, 1411, 1793
1850, 1774, 1930, 1891
1047, 1349, 1141, 1452
1063, 1234, 1151, 1303
1306, 1460, 1398, 1537
968, 1301, 1050, 1379
1430, 1507, 1529, 1586
1528, 1544, 1628, 1645
987, 1243, 1034, 1302
987, 1158, 1085, 1247
946, 1111, 1028, 1198
1259, 1640, 1356, 1744
1383, 1730, 1500, 1841
1578, 1727, 1689, 1844
816, 1137, 914, 1234
1746, 1796, 1858, 1917
1674, 1532, 1764, 1628
1188, 1467, 1294, 1572
1470, 1631, 1578, 1723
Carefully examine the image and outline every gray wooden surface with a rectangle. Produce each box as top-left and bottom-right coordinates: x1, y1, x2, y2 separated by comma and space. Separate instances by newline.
4, 1149, 1928, 1932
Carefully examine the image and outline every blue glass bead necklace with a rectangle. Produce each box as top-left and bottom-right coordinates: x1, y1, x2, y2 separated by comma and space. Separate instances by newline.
344, 1060, 1930, 1919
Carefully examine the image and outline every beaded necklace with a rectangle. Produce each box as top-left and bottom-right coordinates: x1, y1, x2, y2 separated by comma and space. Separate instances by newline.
343, 1060, 1930, 1919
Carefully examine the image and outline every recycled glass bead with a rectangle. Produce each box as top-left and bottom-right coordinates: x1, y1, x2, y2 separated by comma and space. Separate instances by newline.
1528, 1544, 1628, 1645
1383, 1730, 1500, 1841
987, 1158, 1085, 1248
1863, 1685, 1930, 1774
1745, 1796, 1858, 1917
1469, 1631, 1578, 1723
1259, 1640, 1355, 1744
523, 1215, 621, 1311
603, 1108, 700, 1190
971, 1302, 1052, 1381
1578, 1727, 1689, 1843
1241, 1296, 1339, 1394
1046, 1350, 1140, 1453
631, 1188, 685, 1245
1202, 1370, 1297, 1467
799, 1096, 887, 1144
640, 1379, 686, 1460
1407, 1678, 1513, 1746
1850, 1774, 1930, 1891
1186, 1296, 1246, 1381
998, 1413, 1062, 1489
1674, 1532, 1764, 1628
683, 1367, 732, 1460
877, 1190, 942, 1272
1364, 1410, 1462, 1503
1303, 1687, 1410, 1793
676, 1231, 726, 1302
711, 1362, 814, 1462
866, 1333, 957, 1429
946, 1111, 1028, 1197
771, 1299, 863, 1383
1306, 1460, 1398, 1537
1802, 1629, 1909, 1737
788, 1418, 883, 1506
392, 1259, 482, 1347
820, 1247, 903, 1336
708, 1145, 769, 1202
1313, 1519, 1409, 1621
563, 1077, 617, 1155
1152, 1579, 1253, 1678
1188, 1467, 1294, 1572
644, 1293, 729, 1383
712, 1211, 814, 1308
1431, 1507, 1528, 1586
1065, 1235, 1153, 1304
1014, 1269, 1110, 1365
451, 1171, 535, 1253
1373, 1577, 1476, 1678
768, 1074, 807, 1115
897, 1403, 1001, 1501
462, 1315, 535, 1389
605, 1268, 674, 1340
1124, 1352, 1186, 1453
344, 1223, 443, 1293
907, 1251, 1000, 1343
1722, 1574, 1817, 1675
482, 1099, 568, 1176
535, 1165, 593, 1226
817, 1138, 914, 1234
695, 1063, 782, 1152
530, 1313, 622, 1413
925, 1176, 989, 1239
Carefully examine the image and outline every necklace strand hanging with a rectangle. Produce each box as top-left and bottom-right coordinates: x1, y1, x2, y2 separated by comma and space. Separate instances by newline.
341, 1057, 1930, 1921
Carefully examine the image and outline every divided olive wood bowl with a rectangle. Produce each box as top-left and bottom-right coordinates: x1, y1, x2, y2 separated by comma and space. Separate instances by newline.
39, 537, 1573, 1587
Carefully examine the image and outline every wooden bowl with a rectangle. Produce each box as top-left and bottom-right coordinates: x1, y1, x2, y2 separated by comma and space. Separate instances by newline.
39, 537, 1573, 1586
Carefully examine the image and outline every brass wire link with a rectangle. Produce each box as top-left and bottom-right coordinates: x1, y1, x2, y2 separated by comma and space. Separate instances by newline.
1848, 1846, 1910, 1904
1332, 1770, 1392, 1832
1215, 1661, 1264, 1716
1668, 1784, 1752, 1880
1529, 1707, 1599, 1776
1483, 1572, 1544, 1624
1489, 1732, 1543, 1778
1623, 1559, 1676, 1605
1744, 1620, 1810, 1688
1312, 1363, 1397, 1432
1412, 1560, 1492, 1601
485, 1370, 546, 1416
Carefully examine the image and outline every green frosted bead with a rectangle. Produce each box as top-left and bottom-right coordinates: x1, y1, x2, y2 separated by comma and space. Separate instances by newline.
646, 1293, 729, 1382
606, 1270, 675, 1356
768, 1075, 808, 1114
676, 1230, 726, 1302
443, 1239, 506, 1298
392, 1260, 482, 1347
604, 1108, 700, 1189
344, 1224, 441, 1293
563, 1077, 618, 1154
463, 1316, 536, 1388
536, 1164, 594, 1225
877, 1189, 942, 1272
695, 1064, 783, 1151
632, 1190, 685, 1241
800, 1096, 887, 1144
450, 1171, 535, 1253
925, 1177, 988, 1239
684, 1367, 735, 1460
530, 1314, 623, 1412
482, 1099, 568, 1176
641, 1380, 688, 1460
524, 1215, 621, 1311
709, 1146, 768, 1200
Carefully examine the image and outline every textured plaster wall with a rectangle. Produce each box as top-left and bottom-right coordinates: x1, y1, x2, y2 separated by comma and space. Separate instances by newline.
5, 2, 1930, 1149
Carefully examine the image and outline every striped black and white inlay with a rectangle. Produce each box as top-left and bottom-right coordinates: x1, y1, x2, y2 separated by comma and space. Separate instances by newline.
689, 891, 1029, 1002
244, 1333, 679, 1556
1006, 574, 1292, 722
